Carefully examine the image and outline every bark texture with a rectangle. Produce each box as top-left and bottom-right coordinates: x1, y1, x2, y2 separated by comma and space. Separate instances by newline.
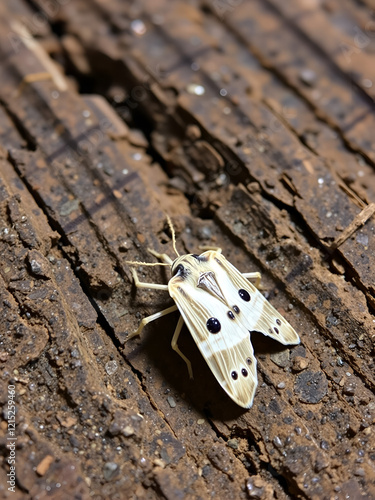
0, 1, 375, 499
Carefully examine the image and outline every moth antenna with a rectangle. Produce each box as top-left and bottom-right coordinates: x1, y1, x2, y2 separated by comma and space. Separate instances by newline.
125, 260, 170, 267
166, 215, 180, 257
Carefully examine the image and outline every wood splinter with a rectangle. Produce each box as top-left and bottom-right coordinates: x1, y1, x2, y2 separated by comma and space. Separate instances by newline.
329, 202, 375, 251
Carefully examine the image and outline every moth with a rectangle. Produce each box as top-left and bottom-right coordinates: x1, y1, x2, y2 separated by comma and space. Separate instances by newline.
126, 217, 300, 408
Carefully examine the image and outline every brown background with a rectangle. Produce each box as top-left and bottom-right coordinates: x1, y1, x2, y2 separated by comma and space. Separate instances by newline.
0, 0, 375, 499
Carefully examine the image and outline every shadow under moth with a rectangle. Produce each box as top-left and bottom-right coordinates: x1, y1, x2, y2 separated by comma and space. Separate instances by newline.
126, 217, 300, 408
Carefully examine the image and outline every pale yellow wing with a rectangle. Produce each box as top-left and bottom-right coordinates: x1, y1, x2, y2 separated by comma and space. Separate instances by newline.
169, 280, 258, 408
206, 252, 300, 345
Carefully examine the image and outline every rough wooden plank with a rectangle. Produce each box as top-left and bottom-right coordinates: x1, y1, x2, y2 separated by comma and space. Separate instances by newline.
0, 1, 374, 499
55, 0, 375, 315
271, 0, 375, 98
207, 0, 375, 162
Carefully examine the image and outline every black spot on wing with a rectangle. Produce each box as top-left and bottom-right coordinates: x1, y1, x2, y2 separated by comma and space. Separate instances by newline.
231, 358, 253, 383
206, 317, 221, 333
238, 289, 251, 302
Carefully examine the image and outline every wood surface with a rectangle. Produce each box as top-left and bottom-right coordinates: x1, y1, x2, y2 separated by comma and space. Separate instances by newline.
0, 1, 374, 499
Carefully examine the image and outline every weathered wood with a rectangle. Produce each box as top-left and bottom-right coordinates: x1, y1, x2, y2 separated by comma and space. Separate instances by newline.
0, 1, 374, 499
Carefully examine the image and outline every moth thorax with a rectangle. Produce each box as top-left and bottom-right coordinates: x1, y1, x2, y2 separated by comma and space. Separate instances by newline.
197, 271, 225, 302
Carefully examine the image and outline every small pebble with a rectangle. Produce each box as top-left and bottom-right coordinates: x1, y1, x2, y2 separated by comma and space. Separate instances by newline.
299, 68, 317, 86
270, 350, 290, 368
105, 360, 118, 376
103, 462, 119, 481
167, 396, 176, 408
187, 83, 205, 96
292, 356, 309, 372
227, 439, 238, 449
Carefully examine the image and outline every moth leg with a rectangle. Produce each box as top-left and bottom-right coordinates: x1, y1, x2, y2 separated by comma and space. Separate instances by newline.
242, 271, 262, 289
126, 304, 178, 342
131, 268, 169, 291
171, 316, 193, 379
16, 72, 53, 96
147, 248, 173, 265
198, 245, 222, 254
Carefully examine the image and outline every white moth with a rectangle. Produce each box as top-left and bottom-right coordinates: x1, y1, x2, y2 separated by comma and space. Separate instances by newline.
126, 217, 300, 409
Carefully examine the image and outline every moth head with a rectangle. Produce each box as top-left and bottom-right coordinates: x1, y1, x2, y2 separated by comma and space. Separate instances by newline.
171, 256, 187, 278
171, 253, 207, 278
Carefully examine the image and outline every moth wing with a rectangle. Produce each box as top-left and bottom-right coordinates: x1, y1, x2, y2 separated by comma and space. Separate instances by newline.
208, 253, 300, 346
169, 281, 258, 409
